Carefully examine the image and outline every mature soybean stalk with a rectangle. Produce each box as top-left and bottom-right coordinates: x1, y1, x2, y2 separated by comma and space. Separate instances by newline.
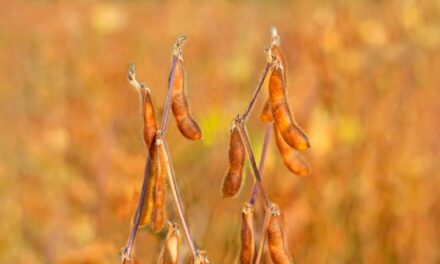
121, 35, 199, 262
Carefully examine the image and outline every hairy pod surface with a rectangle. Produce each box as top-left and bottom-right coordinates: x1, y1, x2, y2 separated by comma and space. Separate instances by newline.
171, 55, 202, 140
150, 139, 167, 232
240, 203, 255, 264
267, 204, 293, 264
158, 222, 181, 264
269, 65, 310, 150
222, 125, 245, 197
274, 125, 311, 176
140, 88, 158, 150
261, 99, 273, 123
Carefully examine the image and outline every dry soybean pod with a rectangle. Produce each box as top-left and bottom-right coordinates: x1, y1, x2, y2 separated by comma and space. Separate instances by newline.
269, 63, 310, 150
150, 136, 167, 233
274, 125, 311, 176
141, 87, 158, 150
267, 204, 293, 264
128, 63, 158, 150
260, 27, 287, 124
158, 222, 181, 264
138, 137, 159, 227
270, 27, 287, 84
240, 203, 255, 264
171, 52, 202, 140
222, 122, 246, 197
131, 89, 158, 226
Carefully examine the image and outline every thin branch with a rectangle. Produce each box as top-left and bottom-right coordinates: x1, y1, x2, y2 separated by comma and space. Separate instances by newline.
241, 51, 275, 204
245, 124, 272, 264
121, 156, 151, 262
249, 124, 272, 205
158, 136, 198, 258
254, 210, 271, 264
236, 122, 271, 264
235, 120, 270, 209
242, 63, 271, 121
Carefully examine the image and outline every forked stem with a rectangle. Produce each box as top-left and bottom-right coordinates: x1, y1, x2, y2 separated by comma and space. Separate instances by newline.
250, 125, 273, 264
241, 50, 275, 206
249, 124, 272, 205
235, 121, 272, 264
235, 120, 270, 209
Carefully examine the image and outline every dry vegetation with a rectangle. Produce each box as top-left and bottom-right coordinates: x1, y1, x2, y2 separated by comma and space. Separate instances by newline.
1, 0, 440, 263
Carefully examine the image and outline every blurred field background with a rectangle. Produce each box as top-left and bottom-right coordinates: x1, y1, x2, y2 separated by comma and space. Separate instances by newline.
1, 0, 440, 263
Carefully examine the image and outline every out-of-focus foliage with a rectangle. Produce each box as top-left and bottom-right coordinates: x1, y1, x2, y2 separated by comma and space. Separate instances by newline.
1, 0, 439, 263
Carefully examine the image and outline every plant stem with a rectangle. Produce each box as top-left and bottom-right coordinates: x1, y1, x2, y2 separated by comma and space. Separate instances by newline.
242, 63, 271, 121
248, 124, 272, 264
254, 209, 271, 264
249, 124, 272, 205
236, 121, 270, 209
241, 55, 274, 206
236, 122, 272, 264
121, 155, 151, 261
156, 35, 198, 259
159, 139, 197, 258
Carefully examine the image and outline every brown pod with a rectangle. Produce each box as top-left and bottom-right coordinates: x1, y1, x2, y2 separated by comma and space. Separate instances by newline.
140, 87, 158, 150
150, 139, 167, 232
222, 125, 245, 197
158, 222, 181, 264
261, 99, 273, 123
262, 32, 286, 124
271, 45, 287, 84
127, 64, 158, 150
274, 125, 311, 176
138, 140, 158, 226
240, 203, 255, 264
269, 64, 310, 150
267, 204, 293, 264
171, 55, 203, 140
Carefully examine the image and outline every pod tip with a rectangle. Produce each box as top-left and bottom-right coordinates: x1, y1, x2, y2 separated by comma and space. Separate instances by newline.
271, 27, 280, 46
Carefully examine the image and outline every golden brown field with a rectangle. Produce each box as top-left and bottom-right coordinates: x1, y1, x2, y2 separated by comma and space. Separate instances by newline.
1, 1, 439, 263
